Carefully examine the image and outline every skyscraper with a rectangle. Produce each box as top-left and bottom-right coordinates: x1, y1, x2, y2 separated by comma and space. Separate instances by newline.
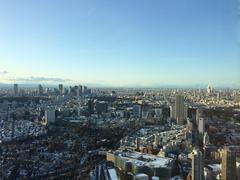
192, 149, 204, 180
74, 85, 79, 97
44, 108, 56, 125
95, 101, 108, 114
198, 118, 205, 136
203, 132, 210, 146
13, 84, 18, 96
83, 86, 88, 95
196, 108, 203, 126
59, 84, 64, 95
38, 84, 44, 96
79, 85, 83, 97
87, 99, 94, 115
174, 95, 185, 125
207, 85, 213, 94
222, 147, 237, 180
133, 104, 142, 119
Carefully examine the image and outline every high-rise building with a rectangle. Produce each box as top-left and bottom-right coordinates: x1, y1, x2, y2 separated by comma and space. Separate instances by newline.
13, 84, 18, 96
74, 85, 79, 96
44, 109, 56, 125
133, 104, 142, 119
59, 84, 64, 95
174, 95, 185, 125
95, 101, 108, 114
198, 118, 205, 135
69, 86, 75, 96
217, 92, 221, 101
192, 149, 204, 180
207, 85, 213, 94
79, 85, 83, 96
170, 105, 175, 118
222, 147, 237, 180
64, 87, 69, 95
203, 132, 210, 146
38, 84, 44, 96
87, 99, 94, 115
83, 86, 88, 95
196, 108, 203, 125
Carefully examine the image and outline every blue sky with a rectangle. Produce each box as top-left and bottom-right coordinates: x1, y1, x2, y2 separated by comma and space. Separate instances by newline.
0, 0, 239, 87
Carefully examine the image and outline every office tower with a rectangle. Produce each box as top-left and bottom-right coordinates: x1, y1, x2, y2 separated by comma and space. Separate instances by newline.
207, 85, 213, 94
95, 101, 108, 114
196, 108, 203, 125
198, 118, 205, 135
13, 84, 18, 96
203, 132, 210, 146
192, 149, 204, 180
59, 84, 64, 95
64, 87, 69, 95
187, 118, 194, 131
45, 109, 56, 125
69, 86, 75, 96
87, 88, 92, 94
217, 92, 221, 101
222, 147, 237, 180
188, 108, 197, 120
133, 104, 142, 119
175, 95, 185, 125
54, 88, 59, 95
110, 91, 117, 97
170, 105, 175, 118
87, 99, 94, 115
74, 85, 79, 96
83, 86, 88, 95
38, 84, 44, 96
79, 85, 83, 96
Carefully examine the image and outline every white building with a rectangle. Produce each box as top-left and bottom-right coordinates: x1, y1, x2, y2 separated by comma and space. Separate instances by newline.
203, 132, 210, 146
207, 85, 213, 94
44, 109, 56, 125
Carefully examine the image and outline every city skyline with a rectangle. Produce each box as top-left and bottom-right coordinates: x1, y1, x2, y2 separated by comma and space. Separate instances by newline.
0, 0, 239, 88
1, 1, 240, 179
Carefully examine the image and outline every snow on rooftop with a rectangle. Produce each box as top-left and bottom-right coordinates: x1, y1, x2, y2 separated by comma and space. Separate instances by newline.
117, 150, 173, 168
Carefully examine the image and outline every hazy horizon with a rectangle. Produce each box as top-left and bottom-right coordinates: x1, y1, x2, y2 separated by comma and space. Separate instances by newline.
0, 82, 239, 89
0, 0, 239, 87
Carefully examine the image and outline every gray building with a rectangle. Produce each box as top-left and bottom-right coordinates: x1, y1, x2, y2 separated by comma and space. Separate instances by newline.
222, 147, 237, 180
13, 84, 18, 96
174, 95, 185, 125
133, 105, 142, 119
192, 149, 204, 180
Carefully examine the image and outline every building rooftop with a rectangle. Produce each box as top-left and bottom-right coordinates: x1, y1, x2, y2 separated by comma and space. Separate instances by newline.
114, 150, 173, 168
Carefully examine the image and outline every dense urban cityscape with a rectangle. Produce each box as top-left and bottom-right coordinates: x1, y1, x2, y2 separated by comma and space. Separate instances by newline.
1, 0, 239, 179
0, 83, 240, 179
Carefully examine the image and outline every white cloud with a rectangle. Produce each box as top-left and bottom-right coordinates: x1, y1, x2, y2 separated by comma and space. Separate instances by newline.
0, 71, 8, 76
5, 76, 74, 84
